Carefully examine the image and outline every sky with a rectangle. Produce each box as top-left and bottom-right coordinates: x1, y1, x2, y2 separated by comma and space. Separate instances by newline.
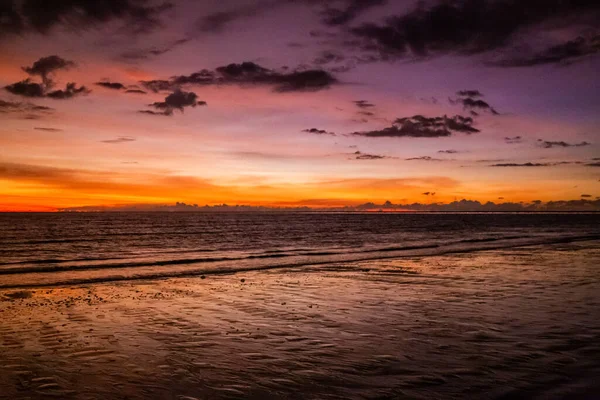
0, 0, 599, 211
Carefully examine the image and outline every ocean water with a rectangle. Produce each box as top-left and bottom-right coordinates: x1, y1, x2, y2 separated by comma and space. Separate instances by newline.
0, 212, 599, 288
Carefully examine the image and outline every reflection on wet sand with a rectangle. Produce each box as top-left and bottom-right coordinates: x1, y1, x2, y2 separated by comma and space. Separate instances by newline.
1, 241, 600, 399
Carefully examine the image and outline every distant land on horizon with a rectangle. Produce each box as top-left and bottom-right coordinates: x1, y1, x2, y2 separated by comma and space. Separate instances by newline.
46, 199, 600, 213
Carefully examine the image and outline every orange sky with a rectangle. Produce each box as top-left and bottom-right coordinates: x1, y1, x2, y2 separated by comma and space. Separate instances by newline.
1, 1, 599, 211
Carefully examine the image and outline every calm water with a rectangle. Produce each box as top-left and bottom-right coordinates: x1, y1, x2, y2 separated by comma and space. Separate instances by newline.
0, 212, 599, 288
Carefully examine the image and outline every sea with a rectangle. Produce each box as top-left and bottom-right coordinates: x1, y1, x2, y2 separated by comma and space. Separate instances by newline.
1, 212, 599, 289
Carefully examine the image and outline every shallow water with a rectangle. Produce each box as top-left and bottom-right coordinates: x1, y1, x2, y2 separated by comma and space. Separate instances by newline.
1, 212, 599, 288
1, 240, 600, 399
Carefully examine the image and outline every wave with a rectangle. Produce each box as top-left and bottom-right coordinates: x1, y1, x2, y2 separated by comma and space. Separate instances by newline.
0, 233, 598, 290
1, 234, 598, 277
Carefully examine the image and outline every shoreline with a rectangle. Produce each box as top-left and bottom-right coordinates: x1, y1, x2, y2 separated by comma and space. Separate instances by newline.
1, 236, 599, 291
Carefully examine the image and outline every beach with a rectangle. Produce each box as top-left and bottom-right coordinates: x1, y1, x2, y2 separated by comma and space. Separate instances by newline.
2, 239, 599, 399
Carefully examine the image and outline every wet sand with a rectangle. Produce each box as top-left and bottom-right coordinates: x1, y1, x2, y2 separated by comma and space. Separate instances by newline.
1, 241, 599, 399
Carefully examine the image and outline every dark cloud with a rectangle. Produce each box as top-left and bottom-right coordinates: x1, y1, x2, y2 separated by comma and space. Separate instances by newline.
489, 161, 582, 167
22, 55, 75, 86
313, 51, 346, 66
538, 140, 591, 148
491, 162, 550, 167
457, 90, 483, 98
494, 35, 600, 67
141, 89, 207, 116
354, 100, 375, 108
5, 79, 88, 100
197, 2, 274, 33
581, 194, 592, 198
95, 81, 126, 90
194, 0, 386, 35
119, 38, 189, 61
353, 151, 389, 160
406, 156, 444, 161
5, 56, 89, 100
505, 136, 523, 144
139, 79, 173, 93
352, 114, 479, 138
319, 0, 387, 26
125, 89, 147, 94
46, 83, 90, 99
0, 0, 172, 36
357, 111, 375, 117
349, 0, 600, 62
586, 162, 600, 167
303, 128, 335, 135
438, 149, 459, 154
101, 136, 136, 144
141, 61, 338, 93
422, 192, 436, 196
451, 90, 498, 114
34, 127, 63, 132
215, 62, 338, 92
457, 97, 499, 114
0, 99, 53, 114
5, 80, 45, 97
138, 110, 169, 116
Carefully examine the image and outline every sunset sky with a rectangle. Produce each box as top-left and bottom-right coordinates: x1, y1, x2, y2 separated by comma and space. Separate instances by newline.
1, 0, 599, 211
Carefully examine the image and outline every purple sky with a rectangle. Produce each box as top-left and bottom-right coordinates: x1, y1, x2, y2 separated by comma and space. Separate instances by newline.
0, 0, 599, 210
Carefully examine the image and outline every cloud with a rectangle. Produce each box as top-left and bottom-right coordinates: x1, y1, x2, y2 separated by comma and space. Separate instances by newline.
581, 194, 592, 198
5, 56, 89, 99
352, 114, 479, 138
494, 35, 600, 67
46, 82, 90, 99
303, 128, 335, 135
5, 79, 88, 99
0, 0, 172, 36
490, 161, 582, 167
95, 81, 126, 90
451, 90, 499, 115
491, 162, 550, 167
101, 136, 136, 144
538, 140, 591, 148
358, 111, 375, 117
141, 61, 338, 93
438, 149, 459, 154
22, 55, 74, 86
349, 0, 600, 62
354, 100, 375, 108
119, 38, 189, 61
196, 2, 277, 33
319, 0, 387, 26
34, 127, 62, 132
5, 79, 45, 97
141, 89, 207, 116
406, 156, 444, 161
313, 51, 347, 66
586, 162, 600, 167
353, 151, 389, 160
456, 90, 483, 98
0, 99, 53, 115
138, 110, 169, 116
505, 136, 523, 144
125, 89, 147, 94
